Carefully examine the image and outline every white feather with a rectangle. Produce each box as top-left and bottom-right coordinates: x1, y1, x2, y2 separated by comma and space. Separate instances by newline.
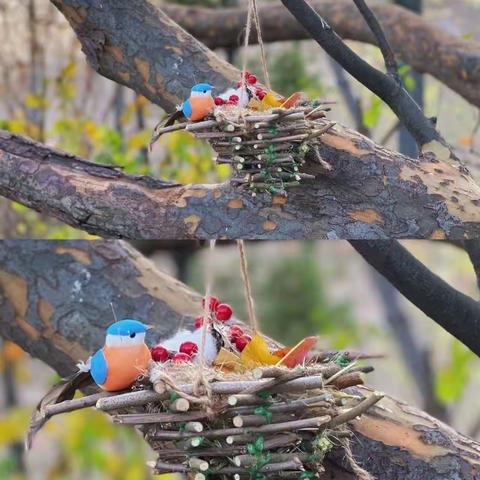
219, 87, 250, 107
77, 357, 91, 373
162, 328, 218, 365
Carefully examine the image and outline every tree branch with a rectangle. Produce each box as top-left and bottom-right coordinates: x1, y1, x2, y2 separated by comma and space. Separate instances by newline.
1, 240, 480, 478
351, 240, 480, 356
161, 1, 480, 109
3, 127, 480, 239
352, 0, 400, 79
280, 0, 440, 149
463, 240, 480, 291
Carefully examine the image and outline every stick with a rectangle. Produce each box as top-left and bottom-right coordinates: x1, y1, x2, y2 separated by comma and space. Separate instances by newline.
328, 391, 384, 428
149, 415, 331, 441
113, 411, 206, 424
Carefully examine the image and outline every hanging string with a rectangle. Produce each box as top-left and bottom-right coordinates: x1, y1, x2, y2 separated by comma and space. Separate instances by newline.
237, 240, 259, 333
240, 0, 254, 92
251, 0, 271, 90
241, 0, 271, 92
194, 240, 216, 406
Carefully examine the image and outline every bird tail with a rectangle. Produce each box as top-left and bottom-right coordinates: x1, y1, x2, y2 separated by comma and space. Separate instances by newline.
26, 369, 95, 450
149, 109, 185, 151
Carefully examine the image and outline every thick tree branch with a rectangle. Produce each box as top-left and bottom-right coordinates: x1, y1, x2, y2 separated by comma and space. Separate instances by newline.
1, 240, 480, 479
351, 240, 480, 357
3, 128, 480, 239
280, 0, 440, 149
161, 1, 480, 109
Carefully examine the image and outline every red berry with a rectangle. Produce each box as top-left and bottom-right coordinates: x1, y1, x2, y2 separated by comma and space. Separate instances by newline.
151, 345, 169, 362
242, 70, 251, 79
202, 296, 220, 311
194, 316, 205, 329
214, 97, 224, 106
179, 341, 198, 357
229, 325, 244, 340
172, 352, 191, 363
256, 88, 266, 100
236, 81, 242, 88
229, 94, 239, 104
235, 335, 252, 352
215, 303, 233, 322
247, 74, 257, 85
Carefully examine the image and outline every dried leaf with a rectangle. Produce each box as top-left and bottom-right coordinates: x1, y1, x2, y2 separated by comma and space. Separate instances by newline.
261, 91, 282, 108
276, 336, 318, 368
213, 347, 242, 371
240, 334, 279, 368
280, 92, 302, 109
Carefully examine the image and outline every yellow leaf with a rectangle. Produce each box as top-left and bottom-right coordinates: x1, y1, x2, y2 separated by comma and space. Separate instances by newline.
240, 334, 279, 368
261, 91, 282, 108
128, 130, 150, 150
214, 347, 242, 371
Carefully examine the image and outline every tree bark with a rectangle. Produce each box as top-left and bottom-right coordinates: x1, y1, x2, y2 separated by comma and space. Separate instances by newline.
2, 128, 480, 239
160, 0, 480, 109
0, 240, 479, 479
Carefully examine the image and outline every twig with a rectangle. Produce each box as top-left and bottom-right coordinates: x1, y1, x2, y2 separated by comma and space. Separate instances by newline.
328, 391, 384, 428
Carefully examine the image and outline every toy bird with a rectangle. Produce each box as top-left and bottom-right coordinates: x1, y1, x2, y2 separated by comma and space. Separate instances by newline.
27, 319, 152, 448
164, 83, 215, 127
79, 319, 152, 392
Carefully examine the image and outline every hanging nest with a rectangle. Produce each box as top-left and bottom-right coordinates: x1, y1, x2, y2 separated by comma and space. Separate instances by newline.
150, 101, 335, 197
42, 347, 381, 480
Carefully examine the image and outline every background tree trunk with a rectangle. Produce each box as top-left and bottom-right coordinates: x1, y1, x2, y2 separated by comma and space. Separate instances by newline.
0, 240, 479, 478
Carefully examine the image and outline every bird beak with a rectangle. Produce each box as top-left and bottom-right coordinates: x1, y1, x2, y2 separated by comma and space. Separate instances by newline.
145, 324, 155, 331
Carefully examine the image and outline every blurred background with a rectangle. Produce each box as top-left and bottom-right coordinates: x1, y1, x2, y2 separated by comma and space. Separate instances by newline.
0, 0, 479, 238
1, 239, 480, 479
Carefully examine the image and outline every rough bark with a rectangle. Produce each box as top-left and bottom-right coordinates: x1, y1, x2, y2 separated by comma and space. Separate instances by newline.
3, 128, 480, 239
160, 0, 480, 109
0, 240, 479, 479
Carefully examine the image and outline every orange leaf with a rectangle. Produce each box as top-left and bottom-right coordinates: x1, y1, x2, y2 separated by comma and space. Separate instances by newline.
272, 347, 291, 358
276, 336, 318, 368
240, 334, 279, 368
280, 92, 302, 109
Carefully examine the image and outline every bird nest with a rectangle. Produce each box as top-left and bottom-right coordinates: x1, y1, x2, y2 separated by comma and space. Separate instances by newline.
151, 102, 335, 196
81, 357, 380, 479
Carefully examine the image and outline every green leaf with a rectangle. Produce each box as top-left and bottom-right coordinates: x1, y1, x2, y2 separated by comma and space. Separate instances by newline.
434, 340, 474, 404
362, 95, 383, 129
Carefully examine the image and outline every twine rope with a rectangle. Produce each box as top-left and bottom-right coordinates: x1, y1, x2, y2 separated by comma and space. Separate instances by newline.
237, 240, 259, 333
342, 438, 374, 480
193, 240, 216, 412
241, 0, 271, 92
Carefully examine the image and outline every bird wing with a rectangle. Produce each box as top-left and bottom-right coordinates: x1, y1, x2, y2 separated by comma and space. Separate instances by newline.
90, 349, 108, 386
182, 99, 192, 119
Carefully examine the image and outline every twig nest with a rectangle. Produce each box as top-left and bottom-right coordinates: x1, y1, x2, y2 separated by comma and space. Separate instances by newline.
151, 101, 335, 196
100, 358, 381, 479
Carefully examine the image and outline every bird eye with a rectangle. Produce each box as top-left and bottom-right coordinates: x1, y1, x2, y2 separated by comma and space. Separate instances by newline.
130, 332, 136, 338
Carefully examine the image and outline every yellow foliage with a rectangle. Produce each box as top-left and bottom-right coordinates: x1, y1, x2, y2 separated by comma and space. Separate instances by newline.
128, 129, 151, 150
0, 407, 30, 445
24, 93, 50, 110
240, 334, 279, 368
3, 342, 24, 362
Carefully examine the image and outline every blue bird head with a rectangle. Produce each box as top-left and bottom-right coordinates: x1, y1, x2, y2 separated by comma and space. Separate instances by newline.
107, 319, 149, 337
191, 83, 214, 94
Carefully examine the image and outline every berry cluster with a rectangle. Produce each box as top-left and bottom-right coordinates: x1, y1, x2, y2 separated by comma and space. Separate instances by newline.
150, 295, 253, 362
151, 341, 198, 364
213, 70, 267, 107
